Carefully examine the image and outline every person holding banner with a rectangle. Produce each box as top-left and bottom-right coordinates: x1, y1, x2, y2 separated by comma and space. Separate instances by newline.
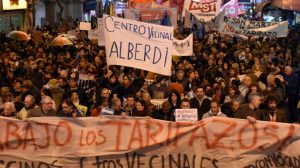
132, 99, 151, 117
59, 99, 83, 117
236, 93, 262, 123
152, 101, 174, 121
261, 95, 288, 123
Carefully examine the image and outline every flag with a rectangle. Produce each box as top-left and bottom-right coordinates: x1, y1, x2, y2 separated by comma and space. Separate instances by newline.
197, 21, 205, 40
191, 17, 197, 36
104, 0, 110, 15
110, 1, 115, 16
221, 0, 238, 17
161, 10, 172, 26
97, 0, 103, 18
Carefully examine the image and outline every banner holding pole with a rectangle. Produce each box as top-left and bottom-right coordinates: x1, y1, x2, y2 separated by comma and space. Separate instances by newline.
104, 15, 174, 76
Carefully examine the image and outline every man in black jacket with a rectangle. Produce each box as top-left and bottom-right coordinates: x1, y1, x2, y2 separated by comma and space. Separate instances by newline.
190, 85, 211, 120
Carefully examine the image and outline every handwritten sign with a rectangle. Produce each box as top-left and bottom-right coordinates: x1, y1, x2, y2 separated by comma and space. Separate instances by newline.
104, 14, 174, 76
218, 15, 289, 37
80, 22, 91, 31
183, 0, 222, 22
175, 108, 198, 122
173, 34, 193, 56
0, 116, 299, 167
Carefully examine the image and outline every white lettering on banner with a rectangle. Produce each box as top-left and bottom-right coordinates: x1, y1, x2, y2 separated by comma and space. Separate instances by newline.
219, 15, 288, 38
183, 0, 221, 22
175, 108, 198, 122
173, 34, 193, 56
104, 15, 174, 76
0, 116, 300, 167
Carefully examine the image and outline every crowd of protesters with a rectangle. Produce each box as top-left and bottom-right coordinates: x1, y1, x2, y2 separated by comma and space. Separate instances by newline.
0, 22, 300, 124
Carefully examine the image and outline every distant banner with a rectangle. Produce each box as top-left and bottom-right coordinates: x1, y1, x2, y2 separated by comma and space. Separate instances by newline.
125, 8, 178, 28
97, 18, 105, 46
173, 34, 193, 56
218, 15, 289, 38
79, 22, 91, 31
183, 0, 222, 22
104, 15, 173, 76
128, 0, 152, 9
1, 116, 300, 168
272, 0, 300, 12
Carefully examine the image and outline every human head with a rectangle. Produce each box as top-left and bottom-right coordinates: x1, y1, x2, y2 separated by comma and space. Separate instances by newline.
126, 94, 136, 107
176, 70, 185, 81
168, 89, 181, 104
231, 100, 240, 112
248, 93, 262, 109
24, 95, 35, 109
284, 66, 293, 76
135, 100, 146, 112
101, 88, 110, 99
242, 75, 252, 86
180, 98, 190, 109
210, 100, 220, 115
161, 101, 171, 114
3, 102, 16, 116
61, 99, 76, 114
41, 96, 54, 112
194, 85, 206, 99
264, 95, 279, 111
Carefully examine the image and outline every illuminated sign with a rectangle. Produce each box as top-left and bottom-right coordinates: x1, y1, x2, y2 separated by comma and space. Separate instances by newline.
2, 0, 27, 10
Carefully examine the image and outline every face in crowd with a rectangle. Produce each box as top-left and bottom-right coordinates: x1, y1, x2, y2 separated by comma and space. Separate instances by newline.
195, 87, 205, 100
210, 102, 219, 115
42, 97, 54, 113
180, 99, 190, 109
126, 96, 135, 108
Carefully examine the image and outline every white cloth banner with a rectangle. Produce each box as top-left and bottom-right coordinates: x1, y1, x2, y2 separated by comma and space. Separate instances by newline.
218, 15, 289, 38
104, 14, 174, 76
88, 30, 98, 40
79, 22, 91, 31
97, 18, 105, 46
0, 116, 300, 168
183, 0, 222, 22
173, 34, 193, 56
